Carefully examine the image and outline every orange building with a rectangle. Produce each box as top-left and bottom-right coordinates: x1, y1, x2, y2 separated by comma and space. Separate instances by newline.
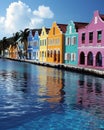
47, 22, 67, 64
9, 44, 18, 59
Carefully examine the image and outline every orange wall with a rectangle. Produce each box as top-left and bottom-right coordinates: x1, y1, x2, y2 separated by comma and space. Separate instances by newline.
9, 45, 18, 59
47, 22, 64, 64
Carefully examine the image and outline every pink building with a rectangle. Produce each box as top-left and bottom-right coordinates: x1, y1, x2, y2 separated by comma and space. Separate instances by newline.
78, 10, 104, 69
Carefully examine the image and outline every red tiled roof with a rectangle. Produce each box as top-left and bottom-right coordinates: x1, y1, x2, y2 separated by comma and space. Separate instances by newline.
32, 29, 42, 36
74, 22, 89, 31
100, 14, 104, 21
45, 28, 50, 34
57, 24, 68, 33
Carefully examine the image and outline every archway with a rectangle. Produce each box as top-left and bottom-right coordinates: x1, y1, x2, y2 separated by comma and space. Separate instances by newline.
96, 52, 102, 67
87, 52, 93, 66
80, 52, 85, 65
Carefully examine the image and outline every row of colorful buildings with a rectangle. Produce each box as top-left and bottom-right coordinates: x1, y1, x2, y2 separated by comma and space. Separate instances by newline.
8, 10, 104, 69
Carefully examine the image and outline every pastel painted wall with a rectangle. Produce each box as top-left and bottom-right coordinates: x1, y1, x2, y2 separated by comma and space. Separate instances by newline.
27, 30, 40, 61
33, 31, 40, 61
47, 22, 66, 64
27, 30, 34, 59
9, 45, 18, 59
78, 10, 104, 68
64, 21, 78, 66
39, 27, 49, 62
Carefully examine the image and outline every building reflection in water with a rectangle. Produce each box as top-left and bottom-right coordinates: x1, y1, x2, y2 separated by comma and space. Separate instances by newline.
38, 67, 65, 103
77, 75, 104, 118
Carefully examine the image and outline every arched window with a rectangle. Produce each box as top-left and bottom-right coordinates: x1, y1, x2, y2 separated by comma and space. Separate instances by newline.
87, 52, 93, 66
54, 50, 56, 61
80, 52, 85, 65
96, 52, 102, 67
58, 50, 60, 62
47, 50, 49, 57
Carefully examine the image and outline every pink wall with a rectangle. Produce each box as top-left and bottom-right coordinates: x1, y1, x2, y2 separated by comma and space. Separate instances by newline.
78, 10, 104, 69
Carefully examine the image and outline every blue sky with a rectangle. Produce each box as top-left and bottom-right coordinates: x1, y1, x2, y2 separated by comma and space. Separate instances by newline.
0, 0, 104, 40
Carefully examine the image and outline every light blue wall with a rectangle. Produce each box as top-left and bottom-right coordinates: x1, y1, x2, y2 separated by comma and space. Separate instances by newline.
27, 30, 40, 60
64, 21, 78, 66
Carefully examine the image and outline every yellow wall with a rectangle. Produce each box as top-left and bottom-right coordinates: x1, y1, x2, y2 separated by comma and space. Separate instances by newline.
39, 27, 48, 62
47, 22, 64, 64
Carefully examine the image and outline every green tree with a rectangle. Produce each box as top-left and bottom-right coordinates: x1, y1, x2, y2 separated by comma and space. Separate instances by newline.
1, 37, 9, 56
13, 32, 20, 46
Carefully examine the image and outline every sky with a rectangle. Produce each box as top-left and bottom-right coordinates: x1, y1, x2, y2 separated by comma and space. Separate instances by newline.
0, 0, 104, 40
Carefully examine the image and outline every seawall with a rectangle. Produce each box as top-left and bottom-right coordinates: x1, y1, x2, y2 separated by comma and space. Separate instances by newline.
2, 57, 104, 78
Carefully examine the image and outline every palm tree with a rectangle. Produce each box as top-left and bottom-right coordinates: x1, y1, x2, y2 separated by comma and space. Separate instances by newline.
19, 28, 29, 58
13, 32, 20, 45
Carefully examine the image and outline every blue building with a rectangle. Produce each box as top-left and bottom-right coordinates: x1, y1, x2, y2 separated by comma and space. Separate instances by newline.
33, 31, 40, 61
27, 30, 34, 59
27, 29, 41, 60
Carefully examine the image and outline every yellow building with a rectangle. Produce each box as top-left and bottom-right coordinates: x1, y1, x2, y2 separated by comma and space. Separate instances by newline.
47, 22, 67, 64
39, 27, 50, 62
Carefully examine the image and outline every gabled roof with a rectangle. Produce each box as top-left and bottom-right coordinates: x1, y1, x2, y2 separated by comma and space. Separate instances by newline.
32, 29, 42, 36
74, 22, 89, 31
45, 28, 50, 34
57, 24, 67, 33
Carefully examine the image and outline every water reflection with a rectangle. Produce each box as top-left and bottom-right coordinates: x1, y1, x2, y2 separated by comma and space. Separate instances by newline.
77, 75, 104, 118
38, 67, 65, 103
46, 69, 65, 103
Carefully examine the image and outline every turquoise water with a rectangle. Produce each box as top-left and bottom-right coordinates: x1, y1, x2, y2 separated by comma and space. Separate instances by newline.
0, 59, 104, 130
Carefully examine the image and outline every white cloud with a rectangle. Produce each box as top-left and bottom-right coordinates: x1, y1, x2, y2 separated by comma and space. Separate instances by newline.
33, 5, 54, 19
0, 1, 54, 39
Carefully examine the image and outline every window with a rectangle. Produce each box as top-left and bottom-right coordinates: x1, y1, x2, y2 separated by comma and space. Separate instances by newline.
97, 31, 102, 43
70, 53, 76, 61
53, 27, 55, 35
82, 33, 85, 43
47, 50, 49, 57
66, 37, 68, 45
65, 53, 70, 61
72, 37, 76, 45
89, 32, 93, 43
66, 37, 71, 45
74, 53, 76, 61
68, 37, 71, 45
71, 53, 74, 61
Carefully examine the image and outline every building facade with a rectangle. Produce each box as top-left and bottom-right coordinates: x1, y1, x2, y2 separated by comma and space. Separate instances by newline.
64, 21, 88, 66
47, 22, 67, 64
9, 44, 18, 59
64, 21, 78, 65
27, 30, 34, 59
27, 29, 41, 60
33, 30, 40, 61
39, 27, 49, 62
78, 10, 104, 69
